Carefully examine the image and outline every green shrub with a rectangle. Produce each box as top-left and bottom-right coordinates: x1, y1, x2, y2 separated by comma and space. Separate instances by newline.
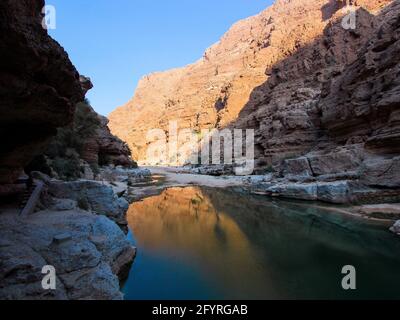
27, 101, 134, 178
51, 152, 81, 180
33, 101, 101, 179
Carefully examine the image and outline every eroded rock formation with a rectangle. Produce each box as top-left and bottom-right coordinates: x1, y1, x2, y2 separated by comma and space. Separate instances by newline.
78, 76, 134, 168
0, 0, 84, 184
0, 209, 135, 300
24, 77, 135, 181
109, 0, 399, 201
262, 0, 400, 200
109, 0, 391, 163
80, 106, 134, 168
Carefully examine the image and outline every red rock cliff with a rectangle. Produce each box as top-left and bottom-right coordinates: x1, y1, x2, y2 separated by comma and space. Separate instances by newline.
109, 0, 392, 165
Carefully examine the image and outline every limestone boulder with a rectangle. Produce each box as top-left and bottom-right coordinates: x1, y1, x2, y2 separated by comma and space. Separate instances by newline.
390, 220, 400, 235
317, 181, 353, 204
282, 157, 313, 179
361, 156, 400, 188
266, 183, 318, 201
307, 148, 364, 177
48, 180, 128, 223
0, 210, 135, 300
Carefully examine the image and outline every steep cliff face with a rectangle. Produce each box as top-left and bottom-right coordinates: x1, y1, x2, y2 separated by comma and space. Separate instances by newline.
109, 0, 391, 164
80, 106, 134, 168
0, 0, 84, 184
74, 78, 134, 169
319, 2, 400, 188
0, 2, 134, 184
234, 0, 400, 186
239, 0, 400, 200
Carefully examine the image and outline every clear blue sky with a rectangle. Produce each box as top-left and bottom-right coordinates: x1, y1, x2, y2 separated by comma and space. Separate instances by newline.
49, 0, 273, 116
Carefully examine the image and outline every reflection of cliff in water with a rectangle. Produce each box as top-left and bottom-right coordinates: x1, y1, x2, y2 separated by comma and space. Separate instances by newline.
204, 187, 400, 259
127, 187, 274, 298
201, 188, 400, 299
126, 187, 400, 299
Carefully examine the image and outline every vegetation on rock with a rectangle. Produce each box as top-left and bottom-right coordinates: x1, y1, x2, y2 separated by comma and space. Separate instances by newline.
27, 100, 135, 180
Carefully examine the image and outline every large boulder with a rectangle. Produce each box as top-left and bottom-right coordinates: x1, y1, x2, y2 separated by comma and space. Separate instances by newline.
361, 156, 400, 188
307, 148, 364, 177
266, 182, 318, 201
282, 157, 314, 179
390, 220, 400, 235
48, 180, 129, 224
263, 180, 356, 204
0, 210, 135, 300
317, 181, 353, 204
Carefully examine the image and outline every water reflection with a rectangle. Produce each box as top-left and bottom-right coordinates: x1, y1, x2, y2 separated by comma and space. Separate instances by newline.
123, 187, 400, 300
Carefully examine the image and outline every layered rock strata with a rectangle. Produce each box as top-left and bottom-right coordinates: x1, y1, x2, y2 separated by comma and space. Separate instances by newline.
110, 0, 399, 203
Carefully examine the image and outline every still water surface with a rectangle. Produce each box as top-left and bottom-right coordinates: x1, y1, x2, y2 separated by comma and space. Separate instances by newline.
123, 187, 400, 300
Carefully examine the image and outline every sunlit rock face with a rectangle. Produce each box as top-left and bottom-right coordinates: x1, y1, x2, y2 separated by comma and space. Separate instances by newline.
109, 0, 391, 166
0, 0, 84, 184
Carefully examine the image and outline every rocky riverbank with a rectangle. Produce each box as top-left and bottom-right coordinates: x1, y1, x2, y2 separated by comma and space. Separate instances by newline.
0, 167, 151, 300
139, 166, 400, 236
2, 163, 398, 300
152, 165, 400, 205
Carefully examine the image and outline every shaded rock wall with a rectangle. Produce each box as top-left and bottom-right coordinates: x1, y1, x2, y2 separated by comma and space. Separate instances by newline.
319, 3, 400, 188
81, 106, 134, 167
77, 76, 134, 168
0, 0, 84, 184
275, 1, 400, 190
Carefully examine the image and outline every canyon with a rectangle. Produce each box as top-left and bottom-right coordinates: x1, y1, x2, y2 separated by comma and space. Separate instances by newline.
109, 0, 400, 204
1, 0, 400, 300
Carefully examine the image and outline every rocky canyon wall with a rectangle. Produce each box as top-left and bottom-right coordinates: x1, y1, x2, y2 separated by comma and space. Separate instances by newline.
109, 0, 393, 164
0, 1, 134, 185
0, 1, 136, 299
109, 0, 399, 198
0, 0, 84, 184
